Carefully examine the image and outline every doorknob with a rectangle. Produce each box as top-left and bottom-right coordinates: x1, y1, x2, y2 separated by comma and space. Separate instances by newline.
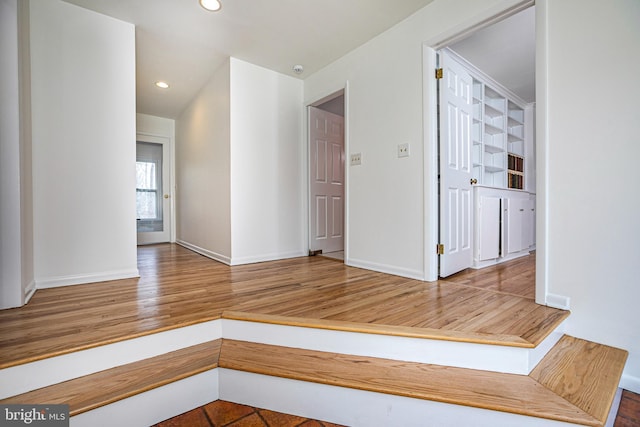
164, 194, 170, 199
470, 178, 478, 185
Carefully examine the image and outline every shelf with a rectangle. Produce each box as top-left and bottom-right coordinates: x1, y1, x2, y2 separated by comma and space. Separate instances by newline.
508, 133, 523, 142
508, 170, 524, 176
484, 104, 503, 118
484, 143, 505, 154
507, 116, 523, 127
484, 123, 503, 135
485, 165, 505, 173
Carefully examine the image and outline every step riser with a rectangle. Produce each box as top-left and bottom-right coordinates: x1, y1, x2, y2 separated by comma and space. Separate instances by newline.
1, 318, 567, 399
71, 370, 218, 427
219, 368, 580, 427
225, 319, 567, 375
0, 320, 222, 400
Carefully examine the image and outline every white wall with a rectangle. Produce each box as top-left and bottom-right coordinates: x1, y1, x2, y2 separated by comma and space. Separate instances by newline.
175, 60, 232, 263
0, 0, 24, 308
542, 0, 640, 391
304, 0, 519, 279
229, 58, 305, 264
30, 0, 138, 288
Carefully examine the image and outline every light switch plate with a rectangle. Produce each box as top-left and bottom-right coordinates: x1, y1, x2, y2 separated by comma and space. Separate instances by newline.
350, 153, 362, 166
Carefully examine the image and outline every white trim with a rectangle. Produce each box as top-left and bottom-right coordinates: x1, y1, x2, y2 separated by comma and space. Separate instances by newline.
534, 0, 550, 306
422, 45, 439, 282
219, 368, 577, 427
223, 319, 553, 375
347, 257, 424, 281
230, 250, 307, 266
545, 293, 571, 311
425, 0, 534, 49
606, 388, 624, 427
0, 319, 222, 399
621, 373, 640, 394
176, 239, 231, 265
36, 269, 139, 289
71, 370, 218, 427
23, 279, 36, 303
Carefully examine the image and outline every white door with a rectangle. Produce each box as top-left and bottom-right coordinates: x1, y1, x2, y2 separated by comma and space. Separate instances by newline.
136, 135, 171, 245
439, 50, 474, 277
309, 106, 345, 254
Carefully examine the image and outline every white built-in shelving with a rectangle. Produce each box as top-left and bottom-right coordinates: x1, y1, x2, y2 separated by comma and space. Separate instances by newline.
470, 76, 526, 190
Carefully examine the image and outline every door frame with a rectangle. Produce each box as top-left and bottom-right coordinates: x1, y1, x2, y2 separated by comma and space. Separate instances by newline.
422, 0, 549, 306
136, 132, 175, 245
305, 84, 349, 261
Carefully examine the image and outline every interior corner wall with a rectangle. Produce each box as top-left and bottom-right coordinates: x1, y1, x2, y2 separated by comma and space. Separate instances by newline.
543, 0, 640, 391
30, 0, 138, 288
0, 0, 24, 308
175, 60, 232, 263
303, 0, 514, 279
229, 58, 305, 265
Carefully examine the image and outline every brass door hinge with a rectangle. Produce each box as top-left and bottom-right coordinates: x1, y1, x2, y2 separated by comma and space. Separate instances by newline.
437, 244, 445, 255
435, 68, 443, 79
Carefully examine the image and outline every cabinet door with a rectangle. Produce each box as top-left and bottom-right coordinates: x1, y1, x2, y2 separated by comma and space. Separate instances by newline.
522, 198, 535, 249
505, 198, 524, 254
478, 196, 500, 261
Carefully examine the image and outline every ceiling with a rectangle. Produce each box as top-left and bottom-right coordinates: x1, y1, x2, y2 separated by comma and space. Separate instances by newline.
449, 6, 535, 103
62, 0, 436, 119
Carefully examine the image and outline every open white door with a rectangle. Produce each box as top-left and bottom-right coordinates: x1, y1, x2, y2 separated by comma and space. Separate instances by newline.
136, 135, 172, 245
309, 106, 345, 254
438, 50, 473, 277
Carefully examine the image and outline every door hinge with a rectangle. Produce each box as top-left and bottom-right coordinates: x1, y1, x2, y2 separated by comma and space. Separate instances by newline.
435, 68, 443, 79
437, 244, 445, 255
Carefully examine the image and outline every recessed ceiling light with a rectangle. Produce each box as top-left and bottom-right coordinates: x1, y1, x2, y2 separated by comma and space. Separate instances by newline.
199, 0, 221, 11
155, 81, 169, 89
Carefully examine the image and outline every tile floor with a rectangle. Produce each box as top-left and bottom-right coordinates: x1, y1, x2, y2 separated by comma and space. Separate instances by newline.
153, 400, 344, 427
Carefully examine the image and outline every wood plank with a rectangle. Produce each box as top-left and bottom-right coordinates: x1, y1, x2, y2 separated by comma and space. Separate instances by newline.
223, 311, 533, 347
0, 244, 565, 369
530, 335, 629, 425
219, 339, 600, 426
0, 340, 221, 416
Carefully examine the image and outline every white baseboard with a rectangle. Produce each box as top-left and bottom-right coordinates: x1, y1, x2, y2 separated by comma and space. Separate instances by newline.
229, 250, 307, 266
545, 293, 571, 310
621, 373, 640, 394
346, 257, 424, 281
71, 369, 218, 427
36, 268, 140, 289
176, 240, 231, 265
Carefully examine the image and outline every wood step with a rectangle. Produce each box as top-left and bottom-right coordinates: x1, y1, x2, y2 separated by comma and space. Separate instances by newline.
0, 340, 221, 417
219, 336, 627, 427
530, 335, 628, 426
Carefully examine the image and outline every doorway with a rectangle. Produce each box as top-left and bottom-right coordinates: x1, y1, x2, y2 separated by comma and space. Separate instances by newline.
436, 6, 536, 278
308, 91, 346, 261
136, 135, 172, 245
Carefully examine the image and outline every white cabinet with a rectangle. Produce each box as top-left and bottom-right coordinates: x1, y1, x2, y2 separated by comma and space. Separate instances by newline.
473, 186, 533, 269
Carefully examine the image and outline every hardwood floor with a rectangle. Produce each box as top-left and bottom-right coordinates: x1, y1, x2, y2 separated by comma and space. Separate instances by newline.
0, 244, 563, 369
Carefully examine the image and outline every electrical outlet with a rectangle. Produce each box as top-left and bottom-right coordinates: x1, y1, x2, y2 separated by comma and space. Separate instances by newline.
398, 143, 410, 158
350, 153, 362, 166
